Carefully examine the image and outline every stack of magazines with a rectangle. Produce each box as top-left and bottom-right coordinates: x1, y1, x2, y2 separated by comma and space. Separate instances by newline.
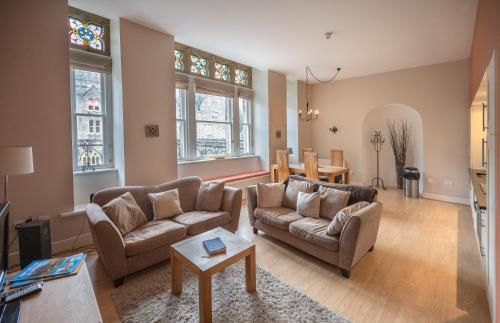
7, 253, 86, 288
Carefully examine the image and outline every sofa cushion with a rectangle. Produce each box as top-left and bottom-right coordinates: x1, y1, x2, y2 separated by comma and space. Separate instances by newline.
123, 220, 186, 257
257, 183, 285, 208
254, 207, 303, 230
173, 211, 231, 235
296, 191, 320, 218
289, 217, 339, 251
148, 189, 183, 220
318, 186, 350, 220
327, 201, 370, 235
102, 192, 147, 236
196, 182, 225, 212
282, 179, 314, 209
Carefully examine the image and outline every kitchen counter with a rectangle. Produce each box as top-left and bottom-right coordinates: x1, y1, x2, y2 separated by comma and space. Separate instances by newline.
469, 168, 487, 210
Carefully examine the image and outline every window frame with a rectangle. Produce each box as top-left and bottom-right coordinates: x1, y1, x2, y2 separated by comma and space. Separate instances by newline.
70, 67, 114, 172
238, 97, 253, 155
176, 73, 253, 161
176, 88, 188, 160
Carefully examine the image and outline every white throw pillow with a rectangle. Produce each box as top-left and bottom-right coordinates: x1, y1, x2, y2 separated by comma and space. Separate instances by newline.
148, 189, 184, 220
296, 191, 321, 218
326, 201, 370, 235
257, 183, 285, 208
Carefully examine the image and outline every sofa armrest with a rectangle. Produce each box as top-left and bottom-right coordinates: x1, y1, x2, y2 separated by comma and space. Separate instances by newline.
338, 202, 383, 270
220, 186, 242, 232
245, 185, 258, 226
86, 203, 127, 280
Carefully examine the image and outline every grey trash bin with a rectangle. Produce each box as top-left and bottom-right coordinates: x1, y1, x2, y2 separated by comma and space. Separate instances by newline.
403, 167, 420, 198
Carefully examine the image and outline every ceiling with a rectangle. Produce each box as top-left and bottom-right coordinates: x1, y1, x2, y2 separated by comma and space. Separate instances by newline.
70, 0, 477, 81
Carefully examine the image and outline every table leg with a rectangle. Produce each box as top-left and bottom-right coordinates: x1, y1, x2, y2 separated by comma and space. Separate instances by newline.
171, 250, 182, 295
245, 247, 256, 292
271, 167, 276, 183
344, 171, 349, 184
328, 173, 335, 183
199, 272, 212, 323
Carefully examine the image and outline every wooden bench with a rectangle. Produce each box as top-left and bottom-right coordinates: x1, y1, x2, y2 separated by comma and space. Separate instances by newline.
206, 170, 270, 184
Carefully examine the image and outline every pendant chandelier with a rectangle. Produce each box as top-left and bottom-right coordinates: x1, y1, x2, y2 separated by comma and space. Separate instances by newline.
299, 66, 342, 122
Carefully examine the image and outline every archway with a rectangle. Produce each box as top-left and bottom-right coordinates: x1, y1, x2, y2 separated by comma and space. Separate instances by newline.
362, 104, 424, 193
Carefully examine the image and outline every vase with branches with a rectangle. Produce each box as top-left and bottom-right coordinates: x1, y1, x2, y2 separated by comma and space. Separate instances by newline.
387, 118, 411, 189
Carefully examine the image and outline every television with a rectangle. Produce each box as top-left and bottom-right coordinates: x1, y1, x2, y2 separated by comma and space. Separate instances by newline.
0, 201, 20, 323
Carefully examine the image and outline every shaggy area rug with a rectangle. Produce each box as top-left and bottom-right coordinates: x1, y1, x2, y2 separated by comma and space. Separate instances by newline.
111, 262, 349, 323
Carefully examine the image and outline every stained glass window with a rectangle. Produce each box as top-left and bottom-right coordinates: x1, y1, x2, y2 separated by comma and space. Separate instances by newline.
175, 49, 184, 71
68, 17, 104, 51
235, 68, 249, 87
215, 63, 230, 81
190, 54, 209, 76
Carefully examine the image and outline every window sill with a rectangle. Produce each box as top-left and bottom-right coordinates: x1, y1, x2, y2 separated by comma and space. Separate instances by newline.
177, 155, 258, 165
60, 203, 88, 218
73, 168, 118, 176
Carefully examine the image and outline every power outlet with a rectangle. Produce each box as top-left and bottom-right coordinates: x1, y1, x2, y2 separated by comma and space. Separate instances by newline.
427, 178, 433, 183
444, 180, 455, 186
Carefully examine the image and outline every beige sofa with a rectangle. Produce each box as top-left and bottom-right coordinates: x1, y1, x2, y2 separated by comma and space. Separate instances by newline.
246, 175, 382, 278
86, 176, 242, 286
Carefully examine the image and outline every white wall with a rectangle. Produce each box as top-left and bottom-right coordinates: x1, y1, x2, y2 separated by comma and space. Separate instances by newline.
287, 79, 299, 163
268, 70, 287, 166
362, 104, 424, 192
177, 156, 262, 180
252, 68, 270, 170
73, 170, 120, 205
309, 59, 469, 200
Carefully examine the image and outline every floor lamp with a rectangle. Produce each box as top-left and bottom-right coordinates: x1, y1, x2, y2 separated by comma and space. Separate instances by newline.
0, 147, 34, 203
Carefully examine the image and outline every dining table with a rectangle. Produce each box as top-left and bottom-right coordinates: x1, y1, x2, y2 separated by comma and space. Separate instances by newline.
270, 162, 350, 184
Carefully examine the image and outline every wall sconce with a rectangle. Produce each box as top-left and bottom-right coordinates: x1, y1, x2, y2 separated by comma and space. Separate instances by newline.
329, 126, 338, 134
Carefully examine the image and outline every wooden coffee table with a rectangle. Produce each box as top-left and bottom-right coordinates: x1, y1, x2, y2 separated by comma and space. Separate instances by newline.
170, 227, 256, 323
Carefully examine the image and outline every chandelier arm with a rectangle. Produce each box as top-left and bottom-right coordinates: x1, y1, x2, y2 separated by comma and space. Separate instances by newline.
306, 66, 341, 83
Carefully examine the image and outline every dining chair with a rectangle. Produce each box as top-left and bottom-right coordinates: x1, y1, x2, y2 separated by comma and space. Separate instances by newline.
302, 147, 313, 161
276, 150, 290, 182
303, 151, 319, 180
330, 149, 344, 167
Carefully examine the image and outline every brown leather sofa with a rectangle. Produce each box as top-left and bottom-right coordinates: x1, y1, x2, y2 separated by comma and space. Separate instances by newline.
246, 175, 382, 278
86, 176, 242, 286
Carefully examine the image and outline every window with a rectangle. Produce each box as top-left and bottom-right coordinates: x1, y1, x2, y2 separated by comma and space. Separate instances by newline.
235, 68, 249, 87
190, 54, 209, 77
71, 68, 112, 171
68, 7, 110, 56
215, 62, 230, 82
174, 43, 252, 88
195, 93, 233, 158
175, 75, 253, 161
239, 98, 251, 154
176, 88, 187, 159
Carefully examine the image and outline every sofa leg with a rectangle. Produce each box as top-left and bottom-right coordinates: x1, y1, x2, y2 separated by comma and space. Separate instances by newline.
369, 245, 375, 252
114, 277, 124, 287
253, 228, 258, 234
340, 269, 351, 278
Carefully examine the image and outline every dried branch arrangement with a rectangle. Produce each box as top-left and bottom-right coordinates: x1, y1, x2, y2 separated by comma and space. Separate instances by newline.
387, 118, 411, 189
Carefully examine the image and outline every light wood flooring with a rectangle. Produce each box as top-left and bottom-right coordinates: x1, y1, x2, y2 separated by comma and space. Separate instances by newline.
85, 188, 491, 322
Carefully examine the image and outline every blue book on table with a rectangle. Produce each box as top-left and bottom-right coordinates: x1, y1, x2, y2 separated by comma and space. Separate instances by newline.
203, 237, 226, 255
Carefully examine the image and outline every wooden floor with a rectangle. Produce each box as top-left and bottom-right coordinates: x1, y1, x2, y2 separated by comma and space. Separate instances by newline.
85, 188, 492, 323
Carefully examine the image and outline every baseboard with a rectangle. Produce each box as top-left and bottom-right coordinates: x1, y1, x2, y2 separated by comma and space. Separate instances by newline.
8, 233, 94, 268
421, 192, 470, 205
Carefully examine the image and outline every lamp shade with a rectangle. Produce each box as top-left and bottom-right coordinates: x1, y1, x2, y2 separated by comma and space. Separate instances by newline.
0, 146, 34, 175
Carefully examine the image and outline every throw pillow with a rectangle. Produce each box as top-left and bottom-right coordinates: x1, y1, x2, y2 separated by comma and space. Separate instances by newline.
196, 182, 225, 212
296, 191, 321, 218
326, 201, 370, 235
318, 186, 351, 220
102, 192, 147, 236
148, 189, 183, 220
256, 183, 285, 208
282, 179, 314, 209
